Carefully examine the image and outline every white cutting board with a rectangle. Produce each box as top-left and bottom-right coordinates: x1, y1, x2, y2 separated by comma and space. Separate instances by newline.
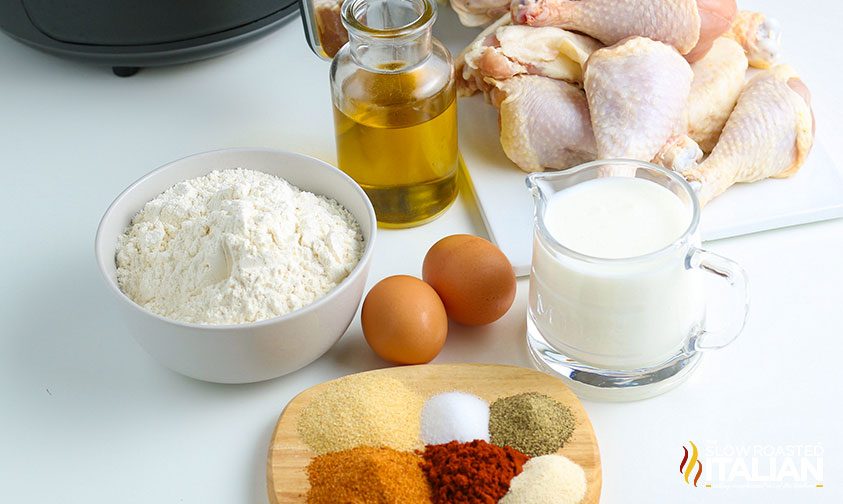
458, 94, 843, 277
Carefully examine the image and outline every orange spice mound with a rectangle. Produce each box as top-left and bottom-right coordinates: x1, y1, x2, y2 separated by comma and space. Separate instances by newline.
420, 440, 529, 503
306, 446, 431, 503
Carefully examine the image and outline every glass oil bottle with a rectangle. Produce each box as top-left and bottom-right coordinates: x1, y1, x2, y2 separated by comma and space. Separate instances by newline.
330, 0, 458, 228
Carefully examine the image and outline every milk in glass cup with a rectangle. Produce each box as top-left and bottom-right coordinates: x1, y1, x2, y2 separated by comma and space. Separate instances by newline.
526, 160, 749, 401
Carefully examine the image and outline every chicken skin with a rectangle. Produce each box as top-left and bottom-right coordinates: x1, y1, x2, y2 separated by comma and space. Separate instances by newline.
584, 37, 693, 164
512, 0, 736, 61
687, 37, 748, 152
492, 75, 596, 171
456, 15, 601, 98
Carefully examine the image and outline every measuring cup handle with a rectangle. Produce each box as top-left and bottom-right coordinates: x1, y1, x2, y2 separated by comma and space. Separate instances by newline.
687, 247, 750, 351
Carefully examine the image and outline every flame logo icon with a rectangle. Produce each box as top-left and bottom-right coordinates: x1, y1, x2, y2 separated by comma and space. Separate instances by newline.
680, 441, 703, 487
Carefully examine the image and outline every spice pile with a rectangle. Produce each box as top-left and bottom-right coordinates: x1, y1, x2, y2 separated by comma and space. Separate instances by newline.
500, 454, 588, 504
421, 440, 528, 502
490, 392, 577, 457
306, 446, 431, 503
421, 391, 490, 444
296, 374, 588, 504
297, 373, 423, 454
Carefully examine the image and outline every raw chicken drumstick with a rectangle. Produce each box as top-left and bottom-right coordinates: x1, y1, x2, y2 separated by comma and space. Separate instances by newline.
726, 10, 782, 69
512, 0, 737, 62
687, 37, 748, 152
653, 134, 704, 173
456, 15, 601, 98
584, 37, 693, 166
655, 36, 748, 169
491, 75, 596, 172
681, 65, 815, 205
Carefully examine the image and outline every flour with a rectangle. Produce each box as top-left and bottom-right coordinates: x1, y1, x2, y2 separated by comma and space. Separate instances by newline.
116, 168, 364, 325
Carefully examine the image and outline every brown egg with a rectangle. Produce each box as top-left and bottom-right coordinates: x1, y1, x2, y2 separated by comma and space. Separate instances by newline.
686, 0, 737, 62
361, 275, 448, 365
422, 235, 516, 326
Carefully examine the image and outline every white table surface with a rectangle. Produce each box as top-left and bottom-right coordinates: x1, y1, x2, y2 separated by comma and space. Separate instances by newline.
1, 1, 840, 502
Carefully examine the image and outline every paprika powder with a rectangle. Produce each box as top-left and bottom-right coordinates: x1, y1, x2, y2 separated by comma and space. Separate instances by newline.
420, 440, 529, 503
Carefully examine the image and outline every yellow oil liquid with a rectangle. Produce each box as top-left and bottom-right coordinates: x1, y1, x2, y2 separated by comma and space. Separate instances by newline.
333, 66, 459, 228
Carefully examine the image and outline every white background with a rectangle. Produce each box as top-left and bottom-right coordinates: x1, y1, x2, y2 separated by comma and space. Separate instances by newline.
1, 1, 840, 502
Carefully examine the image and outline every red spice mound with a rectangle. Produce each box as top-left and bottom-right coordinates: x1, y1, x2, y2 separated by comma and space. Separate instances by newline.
420, 440, 529, 503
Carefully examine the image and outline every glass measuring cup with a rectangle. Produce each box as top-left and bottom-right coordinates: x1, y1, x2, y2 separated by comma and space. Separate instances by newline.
526, 160, 749, 401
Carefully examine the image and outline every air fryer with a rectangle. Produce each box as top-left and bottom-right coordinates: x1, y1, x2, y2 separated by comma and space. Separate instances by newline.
0, 0, 300, 76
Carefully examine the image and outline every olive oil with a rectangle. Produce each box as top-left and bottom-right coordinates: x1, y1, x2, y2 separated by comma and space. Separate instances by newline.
333, 67, 459, 228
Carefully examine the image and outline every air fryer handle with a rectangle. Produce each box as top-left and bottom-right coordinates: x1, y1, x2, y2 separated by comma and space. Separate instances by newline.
299, 0, 346, 60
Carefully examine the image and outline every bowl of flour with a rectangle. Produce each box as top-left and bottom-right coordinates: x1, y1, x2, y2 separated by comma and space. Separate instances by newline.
95, 148, 376, 383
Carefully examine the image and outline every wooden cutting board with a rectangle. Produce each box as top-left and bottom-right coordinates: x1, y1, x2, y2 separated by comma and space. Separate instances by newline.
266, 363, 601, 503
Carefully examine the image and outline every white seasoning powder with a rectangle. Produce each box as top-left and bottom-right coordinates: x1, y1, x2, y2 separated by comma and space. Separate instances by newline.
499, 454, 587, 504
115, 168, 364, 325
420, 391, 490, 445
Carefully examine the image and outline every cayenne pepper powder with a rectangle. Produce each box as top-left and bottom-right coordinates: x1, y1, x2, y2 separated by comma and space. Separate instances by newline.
420, 440, 529, 503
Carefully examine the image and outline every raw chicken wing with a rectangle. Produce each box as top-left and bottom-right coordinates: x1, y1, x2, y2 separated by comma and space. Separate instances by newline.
682, 65, 815, 205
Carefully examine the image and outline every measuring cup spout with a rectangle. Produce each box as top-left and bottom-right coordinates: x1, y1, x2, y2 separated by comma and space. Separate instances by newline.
525, 171, 559, 211
525, 172, 542, 201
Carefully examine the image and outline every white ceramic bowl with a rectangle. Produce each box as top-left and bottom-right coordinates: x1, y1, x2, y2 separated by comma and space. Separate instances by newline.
95, 148, 376, 383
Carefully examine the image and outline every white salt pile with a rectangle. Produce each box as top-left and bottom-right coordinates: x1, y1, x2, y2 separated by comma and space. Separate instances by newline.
420, 391, 490, 445
499, 454, 587, 504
